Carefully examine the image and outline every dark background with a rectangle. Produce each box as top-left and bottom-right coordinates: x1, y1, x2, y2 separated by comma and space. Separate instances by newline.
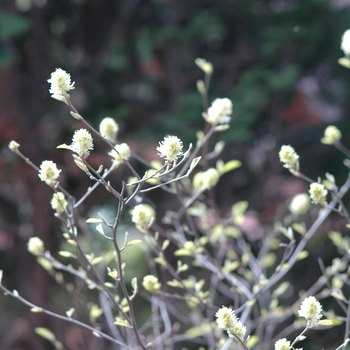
1, 0, 350, 349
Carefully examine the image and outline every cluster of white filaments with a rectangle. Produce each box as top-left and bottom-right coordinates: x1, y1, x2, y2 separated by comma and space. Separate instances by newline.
206, 98, 232, 125
298, 296, 323, 328
142, 275, 161, 293
38, 160, 61, 186
99, 117, 119, 144
71, 129, 94, 159
131, 204, 155, 232
279, 145, 299, 170
157, 135, 183, 164
51, 192, 68, 214
309, 183, 328, 206
47, 68, 75, 99
109, 143, 130, 168
215, 306, 246, 340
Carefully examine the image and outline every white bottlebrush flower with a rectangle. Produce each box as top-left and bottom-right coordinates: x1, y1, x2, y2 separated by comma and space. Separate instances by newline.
8, 140, 20, 152
321, 125, 342, 145
194, 58, 213, 74
51, 192, 68, 214
131, 204, 155, 232
142, 275, 161, 293
298, 296, 323, 328
99, 117, 119, 143
47, 68, 75, 99
206, 98, 232, 125
71, 129, 94, 159
215, 306, 238, 330
279, 145, 299, 170
341, 29, 350, 56
157, 135, 183, 164
38, 160, 61, 186
309, 183, 328, 206
227, 320, 247, 340
28, 237, 44, 256
108, 143, 130, 168
202, 168, 220, 189
274, 338, 292, 350
289, 193, 310, 216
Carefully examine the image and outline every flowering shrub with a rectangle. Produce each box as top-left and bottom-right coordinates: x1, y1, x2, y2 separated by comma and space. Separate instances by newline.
1, 32, 350, 349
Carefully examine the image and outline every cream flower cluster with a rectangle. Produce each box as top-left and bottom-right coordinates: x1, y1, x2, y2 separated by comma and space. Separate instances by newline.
309, 183, 328, 206
279, 145, 299, 170
51, 192, 68, 214
142, 275, 161, 293
298, 296, 323, 328
28, 237, 45, 256
289, 193, 310, 216
109, 143, 130, 168
131, 204, 155, 232
341, 29, 350, 56
206, 98, 232, 125
99, 117, 119, 144
321, 125, 341, 145
157, 135, 183, 164
216, 306, 246, 340
71, 129, 94, 159
274, 338, 291, 350
8, 140, 20, 152
38, 160, 61, 186
47, 68, 75, 99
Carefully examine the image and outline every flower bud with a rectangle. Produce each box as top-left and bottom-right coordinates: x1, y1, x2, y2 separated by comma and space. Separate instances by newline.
28, 237, 45, 256
142, 275, 161, 293
321, 125, 341, 145
109, 143, 130, 168
51, 192, 68, 214
99, 117, 119, 144
289, 193, 310, 216
309, 183, 328, 206
279, 145, 299, 170
8, 140, 20, 152
131, 204, 155, 232
38, 160, 61, 186
205, 98, 232, 125
202, 168, 220, 189
341, 29, 350, 56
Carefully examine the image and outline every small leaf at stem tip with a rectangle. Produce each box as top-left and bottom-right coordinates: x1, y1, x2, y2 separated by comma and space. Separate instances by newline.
91, 257, 103, 265
154, 257, 166, 266
189, 157, 202, 173
70, 111, 82, 120
127, 239, 143, 246
96, 224, 104, 235
131, 277, 138, 293
35, 327, 56, 342
162, 239, 170, 251
319, 319, 333, 326
86, 218, 104, 223
56, 143, 72, 150
31, 307, 43, 313
114, 317, 132, 328
66, 308, 75, 317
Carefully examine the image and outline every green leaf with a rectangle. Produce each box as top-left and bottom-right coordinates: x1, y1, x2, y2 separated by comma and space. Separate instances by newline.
86, 218, 104, 223
219, 160, 241, 175
127, 239, 143, 246
114, 317, 132, 328
35, 327, 56, 342
167, 279, 183, 288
